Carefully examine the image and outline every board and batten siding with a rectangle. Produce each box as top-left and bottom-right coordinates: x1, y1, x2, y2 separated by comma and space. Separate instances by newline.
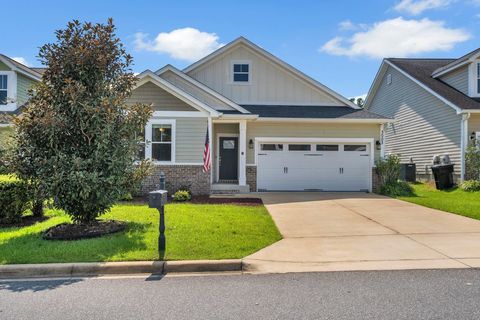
246, 122, 381, 164
439, 65, 469, 95
160, 70, 235, 111
128, 82, 197, 112
368, 65, 462, 175
187, 45, 342, 106
17, 73, 36, 106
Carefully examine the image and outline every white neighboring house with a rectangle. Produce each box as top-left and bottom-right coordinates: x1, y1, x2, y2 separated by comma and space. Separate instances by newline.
129, 37, 391, 195
366, 48, 480, 181
0, 54, 43, 126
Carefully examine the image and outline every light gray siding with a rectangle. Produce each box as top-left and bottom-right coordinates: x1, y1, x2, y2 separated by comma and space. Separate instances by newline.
128, 82, 197, 112
187, 45, 343, 106
17, 73, 36, 106
369, 65, 462, 175
152, 116, 208, 163
246, 122, 381, 164
160, 70, 235, 111
440, 66, 469, 95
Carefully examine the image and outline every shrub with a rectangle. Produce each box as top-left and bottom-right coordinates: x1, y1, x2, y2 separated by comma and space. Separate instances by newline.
460, 180, 480, 192
376, 154, 401, 186
379, 180, 415, 197
465, 144, 480, 181
172, 190, 191, 202
0, 180, 31, 224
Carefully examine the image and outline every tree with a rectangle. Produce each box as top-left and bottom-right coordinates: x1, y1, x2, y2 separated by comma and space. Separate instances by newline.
12, 19, 152, 224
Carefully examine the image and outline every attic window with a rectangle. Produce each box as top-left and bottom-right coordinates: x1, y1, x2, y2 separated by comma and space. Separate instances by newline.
386, 74, 392, 85
232, 63, 250, 83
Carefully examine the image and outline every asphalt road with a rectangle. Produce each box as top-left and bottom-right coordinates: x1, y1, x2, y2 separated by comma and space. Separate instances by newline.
1, 269, 480, 320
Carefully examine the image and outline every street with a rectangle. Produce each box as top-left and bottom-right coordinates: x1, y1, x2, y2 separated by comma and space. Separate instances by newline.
1, 269, 480, 320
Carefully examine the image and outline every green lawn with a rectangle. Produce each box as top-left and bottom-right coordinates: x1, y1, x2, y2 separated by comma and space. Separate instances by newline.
397, 183, 480, 220
0, 203, 281, 264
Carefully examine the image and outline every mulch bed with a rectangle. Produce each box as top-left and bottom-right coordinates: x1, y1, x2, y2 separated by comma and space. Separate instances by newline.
0, 215, 50, 228
43, 220, 127, 241
190, 196, 263, 206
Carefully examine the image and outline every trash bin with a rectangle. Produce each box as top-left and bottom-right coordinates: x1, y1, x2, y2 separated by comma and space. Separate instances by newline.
431, 164, 455, 190
400, 163, 416, 182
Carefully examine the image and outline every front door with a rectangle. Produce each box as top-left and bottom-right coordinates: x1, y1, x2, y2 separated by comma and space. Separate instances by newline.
219, 137, 238, 181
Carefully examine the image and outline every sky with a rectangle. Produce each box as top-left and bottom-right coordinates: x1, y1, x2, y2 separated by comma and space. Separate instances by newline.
3, 0, 480, 98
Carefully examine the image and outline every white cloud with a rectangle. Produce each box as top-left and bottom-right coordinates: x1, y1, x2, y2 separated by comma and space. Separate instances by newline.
394, 0, 453, 15
134, 27, 224, 62
12, 57, 30, 66
320, 17, 470, 58
338, 20, 368, 31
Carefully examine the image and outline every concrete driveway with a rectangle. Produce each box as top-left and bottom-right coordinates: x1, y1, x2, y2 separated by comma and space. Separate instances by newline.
244, 192, 480, 273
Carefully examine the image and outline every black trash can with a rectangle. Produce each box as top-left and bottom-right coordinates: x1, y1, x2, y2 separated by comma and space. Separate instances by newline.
400, 163, 416, 182
431, 164, 455, 190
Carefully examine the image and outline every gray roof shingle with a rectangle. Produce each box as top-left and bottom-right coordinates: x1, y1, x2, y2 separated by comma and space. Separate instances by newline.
221, 105, 391, 120
387, 58, 480, 110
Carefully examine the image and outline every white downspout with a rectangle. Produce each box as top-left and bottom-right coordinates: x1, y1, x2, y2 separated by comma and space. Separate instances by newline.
460, 113, 470, 181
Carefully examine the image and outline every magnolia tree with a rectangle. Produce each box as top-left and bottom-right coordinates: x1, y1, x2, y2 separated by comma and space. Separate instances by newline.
12, 19, 152, 224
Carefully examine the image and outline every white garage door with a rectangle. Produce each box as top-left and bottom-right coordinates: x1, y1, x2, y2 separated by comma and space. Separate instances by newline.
257, 141, 372, 192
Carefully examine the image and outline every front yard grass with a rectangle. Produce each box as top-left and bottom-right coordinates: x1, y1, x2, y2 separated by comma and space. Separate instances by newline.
0, 203, 281, 264
397, 182, 480, 220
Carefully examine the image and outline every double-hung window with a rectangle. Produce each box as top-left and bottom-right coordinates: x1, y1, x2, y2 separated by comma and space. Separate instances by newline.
0, 75, 7, 105
232, 62, 250, 83
144, 119, 175, 162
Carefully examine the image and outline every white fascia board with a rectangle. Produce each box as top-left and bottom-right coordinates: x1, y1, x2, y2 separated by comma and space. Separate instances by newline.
135, 70, 220, 116
254, 117, 392, 123
384, 60, 464, 114
432, 51, 480, 78
0, 56, 41, 81
364, 60, 388, 109
215, 114, 259, 120
155, 65, 250, 114
183, 37, 359, 110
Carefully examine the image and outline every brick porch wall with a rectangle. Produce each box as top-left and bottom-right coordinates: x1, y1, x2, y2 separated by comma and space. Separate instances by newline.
140, 165, 210, 196
246, 166, 257, 192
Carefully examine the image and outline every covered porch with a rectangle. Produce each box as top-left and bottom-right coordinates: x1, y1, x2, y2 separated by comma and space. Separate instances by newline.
211, 119, 250, 193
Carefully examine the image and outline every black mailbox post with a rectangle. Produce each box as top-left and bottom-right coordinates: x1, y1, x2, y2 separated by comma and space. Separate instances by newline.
148, 189, 168, 256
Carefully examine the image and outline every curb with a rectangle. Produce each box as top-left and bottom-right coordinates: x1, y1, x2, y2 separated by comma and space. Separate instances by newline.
0, 259, 243, 279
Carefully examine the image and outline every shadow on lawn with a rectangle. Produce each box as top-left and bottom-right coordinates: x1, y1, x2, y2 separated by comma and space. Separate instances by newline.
0, 221, 150, 265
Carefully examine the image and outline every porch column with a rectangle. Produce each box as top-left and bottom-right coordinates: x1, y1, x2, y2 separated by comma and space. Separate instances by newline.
208, 116, 213, 184
239, 120, 247, 186
460, 113, 470, 181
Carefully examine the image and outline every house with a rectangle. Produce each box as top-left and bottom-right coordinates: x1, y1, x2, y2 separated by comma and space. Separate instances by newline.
0, 54, 44, 125
365, 48, 480, 181
129, 37, 391, 195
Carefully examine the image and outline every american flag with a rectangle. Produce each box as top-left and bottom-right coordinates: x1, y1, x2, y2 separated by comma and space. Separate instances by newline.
203, 128, 211, 172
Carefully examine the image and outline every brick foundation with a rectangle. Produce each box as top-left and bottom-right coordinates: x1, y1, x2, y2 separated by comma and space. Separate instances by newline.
141, 165, 210, 196
246, 166, 257, 192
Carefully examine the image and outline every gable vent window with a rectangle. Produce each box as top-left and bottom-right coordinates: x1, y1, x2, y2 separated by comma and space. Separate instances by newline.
233, 63, 249, 83
0, 75, 7, 105
386, 74, 392, 85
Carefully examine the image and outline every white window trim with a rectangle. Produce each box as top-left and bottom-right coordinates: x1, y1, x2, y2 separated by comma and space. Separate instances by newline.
468, 61, 480, 98
230, 60, 251, 85
0, 71, 17, 111
145, 119, 176, 164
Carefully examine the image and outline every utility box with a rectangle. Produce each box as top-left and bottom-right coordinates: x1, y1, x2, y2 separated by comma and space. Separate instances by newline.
400, 163, 416, 182
148, 190, 168, 208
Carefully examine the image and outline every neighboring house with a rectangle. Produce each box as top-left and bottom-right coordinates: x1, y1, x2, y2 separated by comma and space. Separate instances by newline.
129, 37, 390, 195
366, 48, 480, 181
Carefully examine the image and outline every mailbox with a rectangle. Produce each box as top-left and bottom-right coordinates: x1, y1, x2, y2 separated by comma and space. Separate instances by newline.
148, 190, 168, 208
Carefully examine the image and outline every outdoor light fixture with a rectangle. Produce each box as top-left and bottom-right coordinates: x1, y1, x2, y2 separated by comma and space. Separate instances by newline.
375, 140, 381, 150
249, 139, 254, 149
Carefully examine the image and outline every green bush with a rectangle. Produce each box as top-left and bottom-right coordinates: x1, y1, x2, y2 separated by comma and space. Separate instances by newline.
376, 154, 401, 186
0, 180, 31, 224
172, 190, 191, 202
465, 144, 480, 180
460, 180, 480, 192
379, 180, 415, 197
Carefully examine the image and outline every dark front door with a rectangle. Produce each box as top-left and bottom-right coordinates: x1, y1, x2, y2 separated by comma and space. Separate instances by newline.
219, 137, 238, 180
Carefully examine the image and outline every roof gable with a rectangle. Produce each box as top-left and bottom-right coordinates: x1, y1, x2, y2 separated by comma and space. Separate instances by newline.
183, 37, 359, 109
0, 54, 42, 81
432, 48, 480, 78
